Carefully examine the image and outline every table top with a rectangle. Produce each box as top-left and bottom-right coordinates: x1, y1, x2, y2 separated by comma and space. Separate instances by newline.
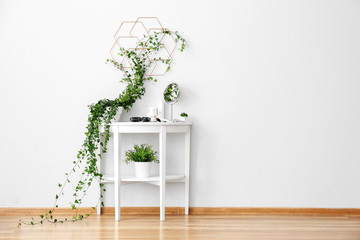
110, 121, 192, 126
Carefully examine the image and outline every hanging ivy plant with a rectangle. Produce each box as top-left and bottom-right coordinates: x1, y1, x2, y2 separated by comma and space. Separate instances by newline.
18, 30, 186, 227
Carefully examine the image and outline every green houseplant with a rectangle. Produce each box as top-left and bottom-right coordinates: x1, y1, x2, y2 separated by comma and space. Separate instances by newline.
18, 29, 186, 227
180, 112, 188, 121
124, 144, 158, 178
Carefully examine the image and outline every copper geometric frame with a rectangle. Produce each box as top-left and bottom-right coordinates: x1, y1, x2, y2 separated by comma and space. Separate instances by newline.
109, 17, 178, 77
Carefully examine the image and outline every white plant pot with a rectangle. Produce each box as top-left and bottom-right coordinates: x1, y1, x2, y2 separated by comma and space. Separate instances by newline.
180, 116, 187, 122
134, 162, 152, 178
111, 107, 123, 122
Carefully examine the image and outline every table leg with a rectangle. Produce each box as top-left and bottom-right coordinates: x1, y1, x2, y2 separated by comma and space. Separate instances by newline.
185, 129, 191, 215
114, 128, 121, 221
159, 126, 167, 221
97, 133, 103, 215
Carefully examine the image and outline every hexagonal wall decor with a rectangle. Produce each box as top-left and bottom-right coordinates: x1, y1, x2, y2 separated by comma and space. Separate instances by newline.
109, 17, 178, 77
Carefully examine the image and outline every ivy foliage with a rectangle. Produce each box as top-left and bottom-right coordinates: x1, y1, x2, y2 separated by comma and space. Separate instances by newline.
18, 30, 186, 227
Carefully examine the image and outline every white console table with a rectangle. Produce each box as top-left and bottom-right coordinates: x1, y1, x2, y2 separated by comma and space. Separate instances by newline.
98, 122, 192, 221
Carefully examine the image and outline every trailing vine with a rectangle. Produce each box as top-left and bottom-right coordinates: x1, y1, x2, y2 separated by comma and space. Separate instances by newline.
18, 30, 186, 227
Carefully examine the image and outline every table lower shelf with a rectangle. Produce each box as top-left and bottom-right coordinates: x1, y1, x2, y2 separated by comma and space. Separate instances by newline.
102, 174, 185, 186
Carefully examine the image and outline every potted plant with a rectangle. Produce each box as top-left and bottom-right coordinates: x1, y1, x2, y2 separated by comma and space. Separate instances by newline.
18, 27, 187, 226
124, 144, 158, 178
110, 106, 123, 122
180, 112, 188, 121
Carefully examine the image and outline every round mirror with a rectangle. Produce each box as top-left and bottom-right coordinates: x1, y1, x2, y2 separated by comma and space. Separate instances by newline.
163, 83, 180, 104
163, 83, 180, 121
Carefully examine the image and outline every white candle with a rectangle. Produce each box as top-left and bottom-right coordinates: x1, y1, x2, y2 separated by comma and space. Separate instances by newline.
158, 100, 165, 118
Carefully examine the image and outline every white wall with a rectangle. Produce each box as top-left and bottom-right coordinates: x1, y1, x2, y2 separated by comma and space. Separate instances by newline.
1, 0, 360, 208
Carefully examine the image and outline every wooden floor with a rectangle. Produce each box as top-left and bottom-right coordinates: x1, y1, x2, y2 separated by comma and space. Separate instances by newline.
1, 214, 360, 240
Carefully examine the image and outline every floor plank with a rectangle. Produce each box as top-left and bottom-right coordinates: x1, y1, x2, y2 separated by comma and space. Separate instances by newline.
1, 214, 360, 239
